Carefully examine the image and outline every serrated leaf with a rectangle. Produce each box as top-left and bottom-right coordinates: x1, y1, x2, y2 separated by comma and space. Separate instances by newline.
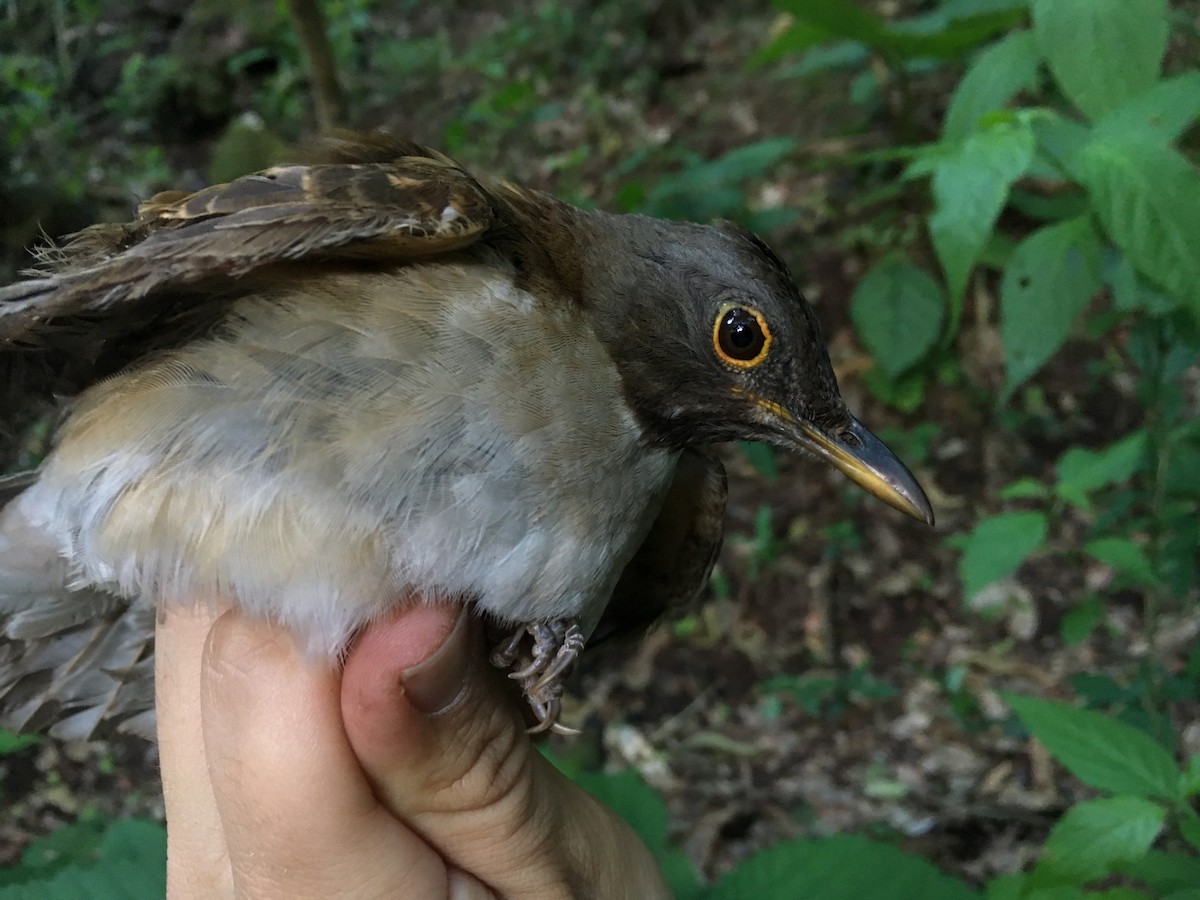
707, 833, 978, 900
1078, 137, 1200, 317
1000, 217, 1102, 392
944, 29, 1040, 141
1031, 0, 1168, 120
1007, 695, 1180, 799
957, 511, 1047, 599
1055, 431, 1149, 508
851, 256, 945, 377
1032, 796, 1165, 886
1085, 537, 1158, 586
930, 122, 1035, 333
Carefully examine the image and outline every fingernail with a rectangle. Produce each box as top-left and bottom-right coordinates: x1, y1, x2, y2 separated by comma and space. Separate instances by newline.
401, 607, 473, 715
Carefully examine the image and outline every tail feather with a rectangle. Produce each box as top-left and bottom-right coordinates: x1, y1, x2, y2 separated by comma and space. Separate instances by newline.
0, 477, 156, 741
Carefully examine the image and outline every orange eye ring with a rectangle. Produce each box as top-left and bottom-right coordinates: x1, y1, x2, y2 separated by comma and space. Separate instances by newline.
713, 305, 772, 369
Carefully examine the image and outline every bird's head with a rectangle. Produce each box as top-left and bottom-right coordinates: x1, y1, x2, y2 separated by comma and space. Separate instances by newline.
576, 212, 934, 525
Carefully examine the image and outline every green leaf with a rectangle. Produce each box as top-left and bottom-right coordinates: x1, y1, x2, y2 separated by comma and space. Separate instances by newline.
1107, 252, 1183, 315
1085, 537, 1159, 586
1007, 695, 1181, 799
992, 882, 1086, 900
983, 874, 1026, 900
707, 833, 978, 900
1, 819, 166, 899
1061, 597, 1103, 646
773, 0, 1022, 60
939, 0, 1027, 15
1000, 217, 1102, 392
772, 0, 889, 48
570, 768, 702, 899
929, 122, 1035, 333
1183, 754, 1200, 797
1032, 796, 1165, 886
1094, 72, 1200, 145
1055, 431, 1149, 508
862, 366, 928, 413
1031, 115, 1092, 182
641, 138, 798, 221
1007, 188, 1090, 224
1118, 851, 1200, 893
957, 511, 1047, 599
0, 818, 108, 886
1181, 816, 1200, 852
739, 442, 778, 481
851, 256, 945, 377
943, 29, 1040, 141
572, 768, 667, 848
751, 20, 834, 67
1031, 0, 1168, 120
0, 728, 38, 754
997, 478, 1048, 501
208, 116, 286, 184
1078, 137, 1200, 316
761, 673, 839, 716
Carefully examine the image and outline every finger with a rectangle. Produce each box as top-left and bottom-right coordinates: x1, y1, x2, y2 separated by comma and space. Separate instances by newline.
200, 609, 449, 898
342, 604, 670, 899
156, 601, 234, 898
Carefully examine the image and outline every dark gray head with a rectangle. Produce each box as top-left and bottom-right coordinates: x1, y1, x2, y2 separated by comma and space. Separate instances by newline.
578, 213, 933, 524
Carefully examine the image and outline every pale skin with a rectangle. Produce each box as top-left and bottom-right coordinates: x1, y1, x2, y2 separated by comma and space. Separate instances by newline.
156, 599, 670, 899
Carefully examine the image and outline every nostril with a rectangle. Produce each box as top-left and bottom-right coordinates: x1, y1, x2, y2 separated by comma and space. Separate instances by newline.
840, 428, 862, 448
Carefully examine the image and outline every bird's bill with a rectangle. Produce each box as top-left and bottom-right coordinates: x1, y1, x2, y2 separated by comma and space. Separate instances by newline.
789, 415, 935, 526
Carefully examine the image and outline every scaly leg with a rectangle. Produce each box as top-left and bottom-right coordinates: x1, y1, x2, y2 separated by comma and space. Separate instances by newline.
489, 619, 585, 735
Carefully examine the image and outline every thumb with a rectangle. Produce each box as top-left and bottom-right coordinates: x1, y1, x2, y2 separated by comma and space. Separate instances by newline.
341, 602, 669, 899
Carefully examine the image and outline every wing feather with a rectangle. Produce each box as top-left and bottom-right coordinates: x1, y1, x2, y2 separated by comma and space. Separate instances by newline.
0, 152, 495, 346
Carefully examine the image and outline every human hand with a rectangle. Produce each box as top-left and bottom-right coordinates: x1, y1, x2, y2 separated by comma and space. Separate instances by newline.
156, 599, 669, 899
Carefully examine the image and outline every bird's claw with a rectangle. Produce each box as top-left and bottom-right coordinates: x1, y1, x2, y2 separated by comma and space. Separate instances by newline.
490, 619, 584, 734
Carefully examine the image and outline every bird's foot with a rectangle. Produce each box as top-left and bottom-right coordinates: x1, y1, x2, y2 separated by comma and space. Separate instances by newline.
489, 619, 585, 735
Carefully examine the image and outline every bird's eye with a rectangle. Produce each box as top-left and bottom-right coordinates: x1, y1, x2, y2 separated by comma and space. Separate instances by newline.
713, 305, 772, 368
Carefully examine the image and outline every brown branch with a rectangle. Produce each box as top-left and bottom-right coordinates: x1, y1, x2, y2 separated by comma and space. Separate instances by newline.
285, 0, 345, 132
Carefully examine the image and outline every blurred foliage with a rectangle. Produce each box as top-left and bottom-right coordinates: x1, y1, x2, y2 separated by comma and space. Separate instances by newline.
1, 0, 1198, 896
0, 813, 165, 899
771, 0, 1199, 701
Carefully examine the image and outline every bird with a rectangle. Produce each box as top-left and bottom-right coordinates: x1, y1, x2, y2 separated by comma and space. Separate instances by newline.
0, 132, 932, 741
